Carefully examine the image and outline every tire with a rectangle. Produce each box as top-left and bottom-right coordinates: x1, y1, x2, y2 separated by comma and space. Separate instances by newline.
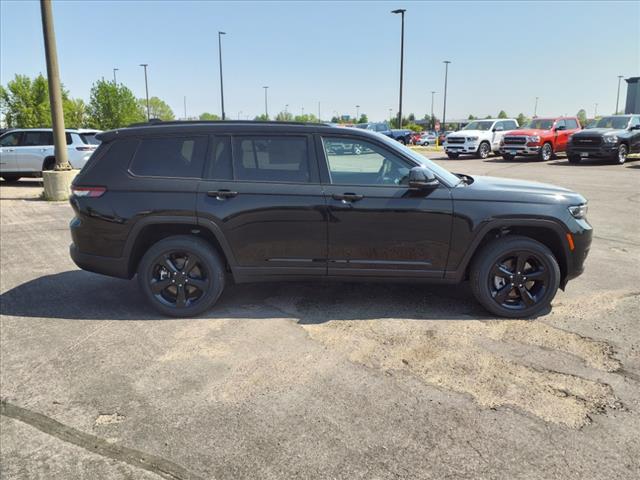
447, 152, 459, 159
502, 153, 515, 161
615, 144, 628, 164
568, 154, 581, 164
477, 141, 491, 159
538, 142, 553, 162
137, 235, 226, 317
43, 157, 56, 171
1, 174, 21, 182
470, 235, 560, 318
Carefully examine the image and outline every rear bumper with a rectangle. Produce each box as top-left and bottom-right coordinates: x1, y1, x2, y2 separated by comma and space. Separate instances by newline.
70, 243, 130, 279
567, 144, 616, 159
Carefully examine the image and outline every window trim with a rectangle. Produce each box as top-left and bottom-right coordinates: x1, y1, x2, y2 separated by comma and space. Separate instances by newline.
127, 134, 210, 180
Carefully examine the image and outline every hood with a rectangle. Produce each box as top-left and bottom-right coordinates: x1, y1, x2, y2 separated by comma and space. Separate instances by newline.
448, 130, 485, 137
459, 175, 586, 205
574, 128, 626, 136
505, 128, 549, 137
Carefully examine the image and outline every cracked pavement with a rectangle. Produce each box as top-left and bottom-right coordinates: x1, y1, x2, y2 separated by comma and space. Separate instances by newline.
1, 154, 639, 479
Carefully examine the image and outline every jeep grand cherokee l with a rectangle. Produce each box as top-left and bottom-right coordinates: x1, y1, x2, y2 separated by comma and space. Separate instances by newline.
566, 114, 640, 164
69, 121, 592, 318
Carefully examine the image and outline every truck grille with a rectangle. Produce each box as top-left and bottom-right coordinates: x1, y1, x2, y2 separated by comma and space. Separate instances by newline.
447, 137, 465, 144
573, 136, 602, 147
503, 136, 527, 145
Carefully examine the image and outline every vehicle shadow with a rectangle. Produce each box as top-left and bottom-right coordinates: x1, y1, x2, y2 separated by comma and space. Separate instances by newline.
0, 179, 43, 187
0, 270, 503, 323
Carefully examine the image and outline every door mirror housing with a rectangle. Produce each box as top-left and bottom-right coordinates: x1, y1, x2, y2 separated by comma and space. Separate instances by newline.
493, 126, 504, 132
408, 166, 439, 190
555, 125, 566, 131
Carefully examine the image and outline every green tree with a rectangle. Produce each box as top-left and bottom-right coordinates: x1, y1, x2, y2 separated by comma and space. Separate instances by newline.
330, 116, 340, 123
63, 98, 87, 128
254, 113, 269, 121
294, 113, 318, 123
276, 111, 294, 122
1, 74, 58, 127
516, 113, 529, 127
467, 114, 477, 120
140, 97, 174, 121
199, 112, 220, 121
87, 79, 144, 129
407, 113, 416, 122
498, 110, 508, 119
576, 109, 587, 127
357, 114, 368, 124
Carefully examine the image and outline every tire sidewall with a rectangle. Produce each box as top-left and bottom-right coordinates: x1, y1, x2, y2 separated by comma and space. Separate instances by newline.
478, 142, 490, 159
617, 144, 627, 164
138, 235, 225, 317
540, 143, 552, 161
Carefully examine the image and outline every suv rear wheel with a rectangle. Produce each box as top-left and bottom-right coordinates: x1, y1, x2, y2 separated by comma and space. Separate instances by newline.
477, 141, 491, 159
137, 235, 226, 317
470, 236, 560, 318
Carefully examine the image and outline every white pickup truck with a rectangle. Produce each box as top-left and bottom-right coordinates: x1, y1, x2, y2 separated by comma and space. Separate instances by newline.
444, 118, 519, 159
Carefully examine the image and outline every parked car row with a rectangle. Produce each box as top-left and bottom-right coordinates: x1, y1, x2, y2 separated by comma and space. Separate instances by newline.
442, 114, 640, 165
0, 128, 101, 181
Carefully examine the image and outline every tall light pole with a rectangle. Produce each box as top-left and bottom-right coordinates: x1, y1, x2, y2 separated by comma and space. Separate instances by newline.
139, 64, 150, 121
39, 0, 70, 172
594, 103, 598, 118
392, 9, 406, 128
113, 68, 118, 84
318, 101, 321, 122
430, 91, 437, 131
237, 111, 242, 120
263, 86, 269, 118
183, 96, 187, 120
218, 31, 226, 120
355, 104, 360, 122
389, 108, 393, 123
534, 96, 539, 117
442, 60, 451, 133
616, 75, 624, 114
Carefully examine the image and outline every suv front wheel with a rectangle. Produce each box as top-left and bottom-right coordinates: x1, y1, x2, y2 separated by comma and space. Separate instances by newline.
470, 236, 560, 318
138, 235, 226, 317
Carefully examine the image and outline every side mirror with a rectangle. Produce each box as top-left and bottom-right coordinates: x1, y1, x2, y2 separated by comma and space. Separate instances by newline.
555, 125, 566, 131
408, 166, 439, 190
630, 125, 640, 130
493, 126, 503, 132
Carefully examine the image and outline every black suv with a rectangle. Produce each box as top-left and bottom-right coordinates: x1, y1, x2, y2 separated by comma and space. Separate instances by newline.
567, 114, 640, 164
69, 121, 592, 318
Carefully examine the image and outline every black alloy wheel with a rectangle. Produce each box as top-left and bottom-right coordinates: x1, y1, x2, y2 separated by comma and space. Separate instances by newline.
488, 252, 549, 311
149, 251, 209, 309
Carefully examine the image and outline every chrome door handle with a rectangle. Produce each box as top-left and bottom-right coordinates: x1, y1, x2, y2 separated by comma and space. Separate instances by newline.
332, 193, 364, 203
207, 189, 238, 200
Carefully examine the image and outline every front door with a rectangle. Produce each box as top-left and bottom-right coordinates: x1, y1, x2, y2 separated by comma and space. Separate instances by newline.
16, 130, 55, 173
318, 135, 453, 278
553, 119, 569, 152
0, 131, 21, 173
197, 134, 327, 278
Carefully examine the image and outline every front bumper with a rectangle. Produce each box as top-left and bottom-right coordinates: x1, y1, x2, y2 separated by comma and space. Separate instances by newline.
499, 145, 541, 156
566, 143, 617, 159
563, 217, 592, 287
444, 142, 479, 154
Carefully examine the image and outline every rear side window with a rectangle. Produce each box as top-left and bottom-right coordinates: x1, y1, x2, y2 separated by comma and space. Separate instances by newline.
21, 131, 53, 146
233, 136, 310, 183
130, 136, 207, 178
565, 118, 579, 129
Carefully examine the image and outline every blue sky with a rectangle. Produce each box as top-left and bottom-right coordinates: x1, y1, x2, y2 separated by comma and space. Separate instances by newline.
1, 0, 638, 121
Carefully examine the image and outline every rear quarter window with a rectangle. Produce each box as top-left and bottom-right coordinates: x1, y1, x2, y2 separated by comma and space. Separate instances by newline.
77, 138, 139, 180
129, 136, 207, 178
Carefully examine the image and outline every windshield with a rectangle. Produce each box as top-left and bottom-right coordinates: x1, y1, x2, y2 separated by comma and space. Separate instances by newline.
374, 133, 461, 186
594, 116, 630, 129
463, 121, 493, 131
525, 119, 554, 130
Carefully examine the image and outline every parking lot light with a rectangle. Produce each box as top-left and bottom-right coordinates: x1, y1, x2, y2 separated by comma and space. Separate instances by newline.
391, 9, 406, 128
139, 64, 150, 121
218, 31, 226, 120
442, 60, 451, 134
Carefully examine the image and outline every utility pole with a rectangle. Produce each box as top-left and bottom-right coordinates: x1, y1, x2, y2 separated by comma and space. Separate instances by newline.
442, 60, 451, 133
356, 104, 360, 122
218, 31, 226, 120
392, 9, 406, 128
430, 91, 436, 130
616, 75, 624, 114
594, 103, 598, 118
139, 64, 150, 120
113, 68, 118, 84
534, 96, 539, 117
39, 0, 69, 171
263, 86, 269, 118
183, 96, 187, 120
318, 101, 321, 122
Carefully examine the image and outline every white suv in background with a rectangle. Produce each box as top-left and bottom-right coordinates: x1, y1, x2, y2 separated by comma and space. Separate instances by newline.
444, 118, 519, 159
0, 128, 99, 182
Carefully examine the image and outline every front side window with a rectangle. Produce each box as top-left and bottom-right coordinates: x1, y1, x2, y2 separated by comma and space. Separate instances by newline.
233, 136, 310, 183
595, 116, 631, 129
0, 132, 21, 147
322, 136, 411, 186
463, 121, 494, 131
130, 136, 207, 178
555, 119, 566, 130
565, 118, 579, 129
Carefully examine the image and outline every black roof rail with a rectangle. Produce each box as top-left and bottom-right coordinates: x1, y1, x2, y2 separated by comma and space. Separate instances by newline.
126, 119, 333, 128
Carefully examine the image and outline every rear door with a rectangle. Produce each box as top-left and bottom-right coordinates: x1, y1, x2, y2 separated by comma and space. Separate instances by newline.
0, 131, 21, 173
197, 133, 327, 278
318, 134, 453, 278
16, 131, 54, 172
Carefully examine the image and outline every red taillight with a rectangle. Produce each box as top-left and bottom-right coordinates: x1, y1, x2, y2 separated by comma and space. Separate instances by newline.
76, 146, 96, 151
71, 186, 106, 198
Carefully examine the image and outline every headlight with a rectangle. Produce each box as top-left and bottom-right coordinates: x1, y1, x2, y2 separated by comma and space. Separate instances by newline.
528, 135, 541, 143
466, 136, 478, 141
603, 135, 618, 143
568, 203, 588, 219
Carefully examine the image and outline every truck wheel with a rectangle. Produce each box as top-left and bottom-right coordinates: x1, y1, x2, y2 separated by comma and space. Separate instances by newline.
470, 235, 560, 318
538, 142, 553, 161
615, 144, 628, 164
138, 235, 226, 317
568, 154, 581, 164
477, 142, 491, 159
447, 152, 459, 159
502, 153, 515, 161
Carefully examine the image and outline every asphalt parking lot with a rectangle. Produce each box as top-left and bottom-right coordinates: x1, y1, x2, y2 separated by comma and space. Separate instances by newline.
1, 153, 639, 479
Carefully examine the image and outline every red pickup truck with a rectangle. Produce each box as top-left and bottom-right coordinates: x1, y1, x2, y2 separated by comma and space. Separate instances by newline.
500, 117, 582, 161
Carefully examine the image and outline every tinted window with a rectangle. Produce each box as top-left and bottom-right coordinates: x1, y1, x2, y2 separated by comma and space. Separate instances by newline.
80, 133, 101, 145
130, 136, 207, 178
205, 135, 233, 180
629, 116, 640, 128
0, 132, 21, 147
323, 136, 411, 186
233, 136, 310, 183
555, 119, 566, 129
565, 118, 579, 129
504, 120, 518, 130
21, 131, 53, 146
